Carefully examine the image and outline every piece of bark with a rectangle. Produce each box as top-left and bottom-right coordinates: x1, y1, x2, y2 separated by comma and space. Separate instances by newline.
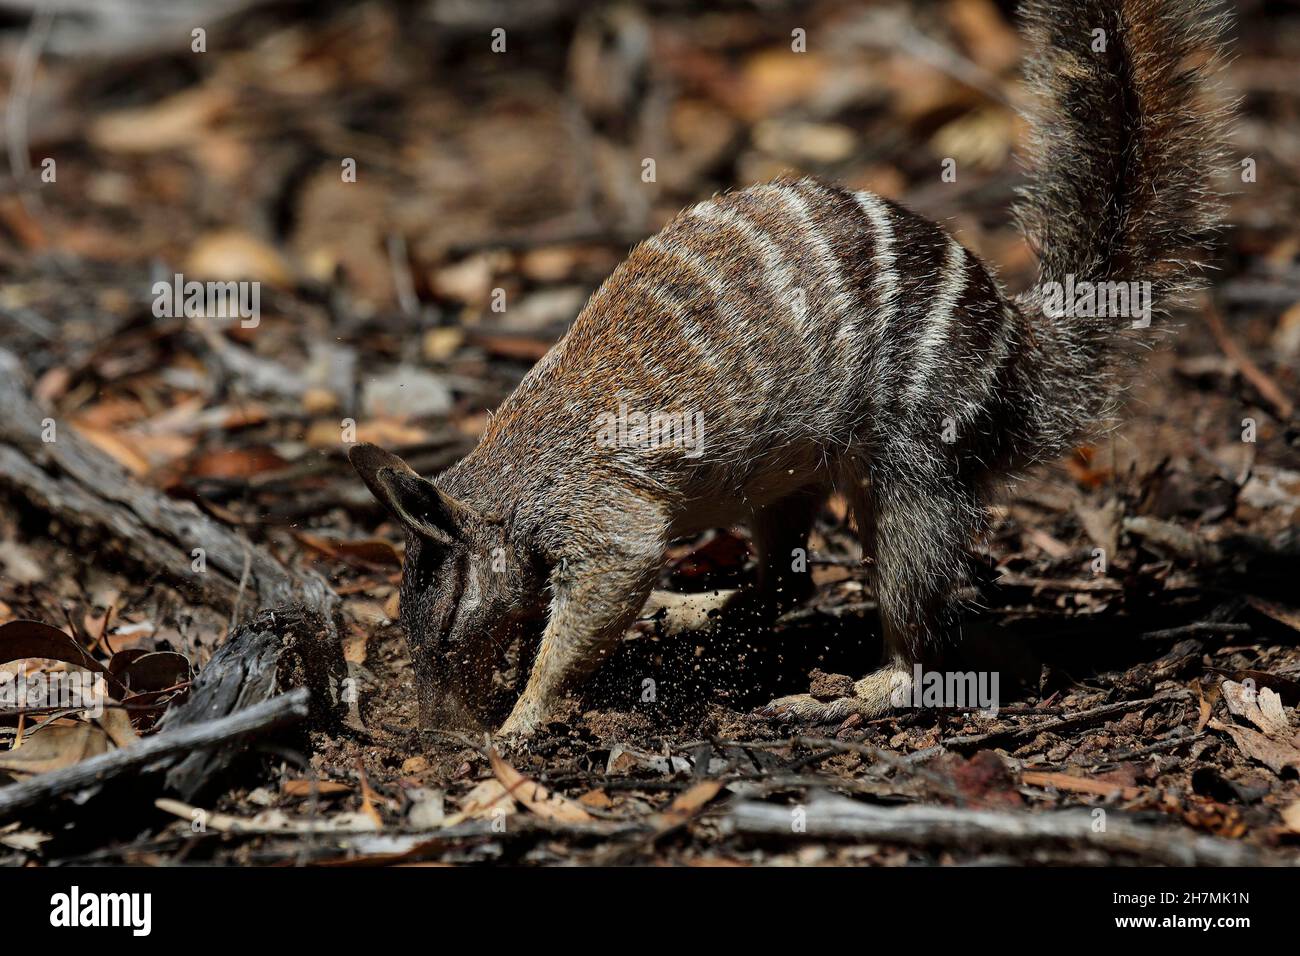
0, 688, 309, 822
161, 605, 348, 800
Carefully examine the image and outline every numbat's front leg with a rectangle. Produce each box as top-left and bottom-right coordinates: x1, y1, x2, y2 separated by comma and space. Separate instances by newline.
498, 538, 663, 738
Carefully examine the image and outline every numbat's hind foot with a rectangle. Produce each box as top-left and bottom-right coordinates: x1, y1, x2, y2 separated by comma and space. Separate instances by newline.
758, 665, 913, 725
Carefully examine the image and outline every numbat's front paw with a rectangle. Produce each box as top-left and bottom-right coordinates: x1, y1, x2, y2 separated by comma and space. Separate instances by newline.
496, 702, 544, 739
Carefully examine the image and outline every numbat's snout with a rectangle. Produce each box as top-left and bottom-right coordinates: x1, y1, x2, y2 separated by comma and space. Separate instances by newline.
353, 0, 1230, 737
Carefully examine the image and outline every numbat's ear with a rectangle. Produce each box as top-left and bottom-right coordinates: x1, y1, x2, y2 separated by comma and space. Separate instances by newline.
349, 443, 471, 542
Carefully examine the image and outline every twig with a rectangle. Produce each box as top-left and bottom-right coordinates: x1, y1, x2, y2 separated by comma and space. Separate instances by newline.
4, 2, 54, 218
904, 693, 1185, 762
1138, 621, 1251, 642
727, 794, 1289, 866
1205, 300, 1295, 420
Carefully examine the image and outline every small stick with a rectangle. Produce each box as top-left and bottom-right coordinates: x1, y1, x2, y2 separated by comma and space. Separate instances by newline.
1205, 300, 1295, 420
727, 795, 1288, 866
1138, 621, 1250, 641
904, 693, 1186, 762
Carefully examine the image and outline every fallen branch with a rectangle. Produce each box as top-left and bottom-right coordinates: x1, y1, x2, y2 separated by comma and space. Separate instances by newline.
727, 794, 1289, 866
0, 688, 309, 821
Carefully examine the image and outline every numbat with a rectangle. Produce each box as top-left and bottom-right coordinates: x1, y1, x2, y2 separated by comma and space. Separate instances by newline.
352, 0, 1229, 737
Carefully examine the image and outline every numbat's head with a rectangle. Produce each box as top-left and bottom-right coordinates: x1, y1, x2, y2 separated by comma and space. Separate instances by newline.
349, 443, 547, 730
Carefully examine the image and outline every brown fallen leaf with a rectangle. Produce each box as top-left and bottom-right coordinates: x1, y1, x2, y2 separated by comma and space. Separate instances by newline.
459, 777, 516, 818
90, 87, 235, 153
577, 788, 614, 810
355, 759, 386, 829
1247, 597, 1300, 636
282, 779, 352, 798
186, 446, 289, 480
186, 229, 295, 288
1221, 680, 1294, 738
656, 779, 725, 828
0, 722, 111, 775
293, 531, 402, 568
0, 620, 112, 678
1281, 801, 1300, 834
94, 708, 139, 749
1195, 679, 1215, 734
490, 748, 593, 822
71, 425, 152, 476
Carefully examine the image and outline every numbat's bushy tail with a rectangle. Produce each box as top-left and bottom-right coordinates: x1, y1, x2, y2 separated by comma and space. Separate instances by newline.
351, 0, 1232, 737
1012, 0, 1231, 459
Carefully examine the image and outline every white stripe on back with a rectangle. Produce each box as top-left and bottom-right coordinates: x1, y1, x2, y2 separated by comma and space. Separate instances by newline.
689, 201, 809, 334
645, 235, 768, 391
763, 184, 859, 339
905, 239, 968, 405
852, 191, 901, 323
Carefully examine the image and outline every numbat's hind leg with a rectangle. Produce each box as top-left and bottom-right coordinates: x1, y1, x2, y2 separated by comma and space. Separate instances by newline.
760, 465, 979, 724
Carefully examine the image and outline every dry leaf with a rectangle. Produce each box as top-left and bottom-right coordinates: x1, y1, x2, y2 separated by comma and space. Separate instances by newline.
282, 780, 351, 797
0, 722, 111, 775
577, 788, 614, 810
186, 229, 294, 287
95, 707, 139, 749
1221, 680, 1294, 738
657, 780, 725, 827
90, 87, 235, 153
490, 749, 593, 822
356, 760, 386, 829
453, 777, 516, 824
